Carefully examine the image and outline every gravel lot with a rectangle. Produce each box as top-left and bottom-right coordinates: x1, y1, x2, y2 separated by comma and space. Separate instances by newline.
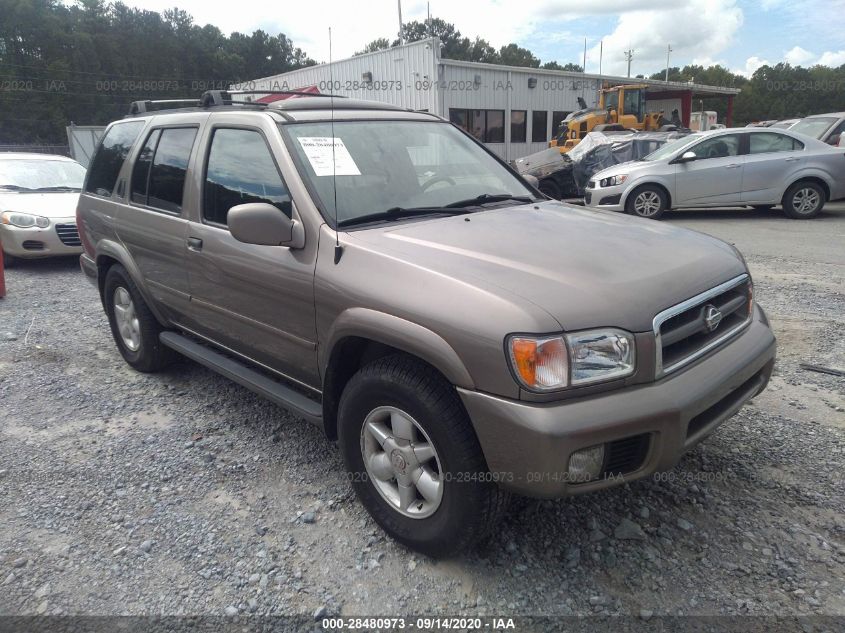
1, 203, 843, 620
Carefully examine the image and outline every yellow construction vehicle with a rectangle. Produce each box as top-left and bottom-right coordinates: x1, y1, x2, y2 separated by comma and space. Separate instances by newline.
550, 84, 667, 153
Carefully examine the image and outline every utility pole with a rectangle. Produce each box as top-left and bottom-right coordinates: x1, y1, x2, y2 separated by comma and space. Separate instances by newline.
397, 0, 404, 46
599, 40, 603, 76
426, 2, 431, 38
624, 49, 634, 78
665, 44, 673, 82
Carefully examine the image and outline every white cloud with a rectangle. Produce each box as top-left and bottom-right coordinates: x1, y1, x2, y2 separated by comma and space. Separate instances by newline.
784, 46, 814, 65
735, 55, 770, 78
816, 50, 845, 66
584, 0, 743, 77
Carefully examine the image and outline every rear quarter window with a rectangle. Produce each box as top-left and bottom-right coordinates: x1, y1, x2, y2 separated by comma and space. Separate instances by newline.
84, 121, 145, 197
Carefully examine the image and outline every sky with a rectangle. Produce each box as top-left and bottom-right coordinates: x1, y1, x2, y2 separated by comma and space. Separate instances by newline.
123, 0, 845, 78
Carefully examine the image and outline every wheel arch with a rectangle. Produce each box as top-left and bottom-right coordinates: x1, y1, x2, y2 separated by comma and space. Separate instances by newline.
94, 240, 168, 325
623, 181, 673, 211
782, 175, 830, 203
320, 308, 475, 440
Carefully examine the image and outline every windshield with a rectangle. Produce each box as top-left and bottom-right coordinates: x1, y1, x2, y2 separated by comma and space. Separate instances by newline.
789, 117, 837, 139
0, 158, 86, 191
281, 120, 535, 226
640, 133, 705, 161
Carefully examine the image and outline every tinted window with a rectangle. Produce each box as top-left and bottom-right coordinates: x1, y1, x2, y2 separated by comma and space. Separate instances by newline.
532, 110, 548, 142
448, 109, 505, 143
204, 129, 290, 226
551, 111, 570, 138
485, 110, 504, 143
689, 134, 741, 159
147, 128, 197, 212
623, 89, 643, 119
131, 129, 160, 204
510, 110, 526, 143
85, 121, 144, 197
449, 109, 468, 131
749, 132, 802, 154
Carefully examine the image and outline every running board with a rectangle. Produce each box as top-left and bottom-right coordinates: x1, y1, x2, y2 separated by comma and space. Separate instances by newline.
159, 331, 322, 425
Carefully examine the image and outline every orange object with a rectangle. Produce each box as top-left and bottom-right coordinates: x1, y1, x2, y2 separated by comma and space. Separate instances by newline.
0, 242, 5, 298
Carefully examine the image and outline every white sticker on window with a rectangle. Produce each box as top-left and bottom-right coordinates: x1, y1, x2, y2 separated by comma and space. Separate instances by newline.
297, 137, 361, 177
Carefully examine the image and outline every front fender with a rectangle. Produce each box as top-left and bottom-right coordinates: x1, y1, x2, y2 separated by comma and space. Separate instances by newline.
321, 307, 475, 389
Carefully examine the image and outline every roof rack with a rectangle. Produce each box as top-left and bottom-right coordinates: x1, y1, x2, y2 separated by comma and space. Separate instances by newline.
128, 90, 346, 115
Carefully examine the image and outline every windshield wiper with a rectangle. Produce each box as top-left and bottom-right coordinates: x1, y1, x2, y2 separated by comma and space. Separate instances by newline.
338, 206, 470, 228
444, 193, 534, 208
33, 186, 81, 192
0, 185, 35, 192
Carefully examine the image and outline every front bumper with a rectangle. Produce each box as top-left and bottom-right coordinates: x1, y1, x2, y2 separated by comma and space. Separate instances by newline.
459, 304, 776, 497
0, 218, 82, 259
584, 184, 626, 211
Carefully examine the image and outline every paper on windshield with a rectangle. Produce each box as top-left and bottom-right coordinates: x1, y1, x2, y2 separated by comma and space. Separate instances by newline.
297, 137, 361, 177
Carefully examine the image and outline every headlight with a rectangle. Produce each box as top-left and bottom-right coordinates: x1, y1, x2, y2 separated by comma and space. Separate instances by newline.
1, 211, 50, 228
507, 328, 635, 391
599, 174, 628, 187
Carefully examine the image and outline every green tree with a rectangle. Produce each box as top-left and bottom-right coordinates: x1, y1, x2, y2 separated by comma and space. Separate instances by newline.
497, 43, 539, 68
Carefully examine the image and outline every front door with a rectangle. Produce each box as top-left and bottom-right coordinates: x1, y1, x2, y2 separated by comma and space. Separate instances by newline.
184, 123, 318, 388
674, 133, 744, 206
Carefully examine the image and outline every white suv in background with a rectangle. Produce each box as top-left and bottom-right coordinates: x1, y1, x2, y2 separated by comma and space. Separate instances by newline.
0, 153, 86, 267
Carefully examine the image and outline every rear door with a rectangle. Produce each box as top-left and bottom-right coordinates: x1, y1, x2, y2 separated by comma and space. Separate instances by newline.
673, 133, 744, 206
741, 131, 806, 203
183, 114, 319, 388
113, 115, 205, 320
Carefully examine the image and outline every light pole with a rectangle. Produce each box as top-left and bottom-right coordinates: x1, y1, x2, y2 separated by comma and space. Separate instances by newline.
665, 44, 673, 82
624, 49, 634, 78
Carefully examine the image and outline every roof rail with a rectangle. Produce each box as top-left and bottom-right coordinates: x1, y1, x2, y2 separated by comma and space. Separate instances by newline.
128, 90, 347, 115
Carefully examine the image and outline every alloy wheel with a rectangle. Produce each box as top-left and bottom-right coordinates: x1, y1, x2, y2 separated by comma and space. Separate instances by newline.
633, 191, 662, 217
792, 188, 820, 215
360, 405, 444, 518
113, 286, 141, 352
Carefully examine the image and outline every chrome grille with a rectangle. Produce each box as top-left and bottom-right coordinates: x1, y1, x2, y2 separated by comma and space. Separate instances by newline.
55, 223, 81, 247
654, 274, 752, 377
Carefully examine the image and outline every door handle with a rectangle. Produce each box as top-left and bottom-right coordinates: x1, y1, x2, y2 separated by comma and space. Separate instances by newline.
784, 157, 800, 162
187, 237, 203, 251
726, 163, 741, 169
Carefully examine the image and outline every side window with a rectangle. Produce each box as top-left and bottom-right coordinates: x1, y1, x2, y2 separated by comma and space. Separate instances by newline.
749, 132, 801, 154
84, 121, 145, 197
147, 128, 197, 213
532, 110, 548, 142
203, 128, 291, 226
131, 130, 160, 205
510, 110, 526, 143
130, 128, 196, 212
689, 134, 741, 159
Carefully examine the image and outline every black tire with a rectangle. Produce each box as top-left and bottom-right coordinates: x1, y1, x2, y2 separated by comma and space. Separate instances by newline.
538, 179, 561, 200
625, 185, 668, 220
103, 264, 175, 372
2, 250, 16, 269
337, 354, 508, 557
782, 181, 825, 219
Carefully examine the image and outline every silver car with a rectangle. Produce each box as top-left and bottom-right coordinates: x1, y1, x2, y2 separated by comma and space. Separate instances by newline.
1, 153, 86, 266
584, 128, 845, 220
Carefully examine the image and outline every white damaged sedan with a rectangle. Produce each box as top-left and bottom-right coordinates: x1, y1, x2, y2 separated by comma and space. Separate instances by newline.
584, 128, 845, 220
0, 153, 86, 267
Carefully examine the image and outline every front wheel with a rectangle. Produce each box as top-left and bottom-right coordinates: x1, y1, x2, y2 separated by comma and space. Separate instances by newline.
782, 181, 825, 219
338, 355, 508, 557
626, 185, 668, 219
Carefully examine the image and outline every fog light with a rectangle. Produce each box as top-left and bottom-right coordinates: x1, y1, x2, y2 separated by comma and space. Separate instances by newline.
567, 445, 605, 483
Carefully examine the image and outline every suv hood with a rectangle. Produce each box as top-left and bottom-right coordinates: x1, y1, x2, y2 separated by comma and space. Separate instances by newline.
349, 201, 746, 332
0, 192, 81, 219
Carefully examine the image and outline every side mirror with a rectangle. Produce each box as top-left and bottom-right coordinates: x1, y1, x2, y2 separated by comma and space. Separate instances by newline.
228, 202, 304, 248
673, 151, 698, 164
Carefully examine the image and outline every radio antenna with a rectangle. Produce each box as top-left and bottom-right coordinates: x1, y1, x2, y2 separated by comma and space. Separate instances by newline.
329, 27, 343, 264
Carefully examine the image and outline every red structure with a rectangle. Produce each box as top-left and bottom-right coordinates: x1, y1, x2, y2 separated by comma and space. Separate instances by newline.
639, 84, 739, 128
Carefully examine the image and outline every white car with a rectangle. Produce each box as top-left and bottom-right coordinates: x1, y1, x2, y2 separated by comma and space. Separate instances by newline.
584, 128, 845, 220
0, 153, 86, 266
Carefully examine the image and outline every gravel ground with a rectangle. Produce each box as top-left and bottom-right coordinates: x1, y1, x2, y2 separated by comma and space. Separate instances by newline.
1, 204, 843, 620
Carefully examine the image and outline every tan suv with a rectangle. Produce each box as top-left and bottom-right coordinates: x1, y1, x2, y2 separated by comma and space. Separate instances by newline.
77, 92, 776, 556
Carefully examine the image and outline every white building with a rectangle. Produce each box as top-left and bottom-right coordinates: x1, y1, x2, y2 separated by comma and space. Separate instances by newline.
237, 38, 739, 161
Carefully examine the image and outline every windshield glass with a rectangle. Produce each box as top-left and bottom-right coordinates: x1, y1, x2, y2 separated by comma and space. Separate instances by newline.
789, 117, 837, 139
0, 158, 86, 191
640, 133, 704, 161
281, 120, 534, 225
